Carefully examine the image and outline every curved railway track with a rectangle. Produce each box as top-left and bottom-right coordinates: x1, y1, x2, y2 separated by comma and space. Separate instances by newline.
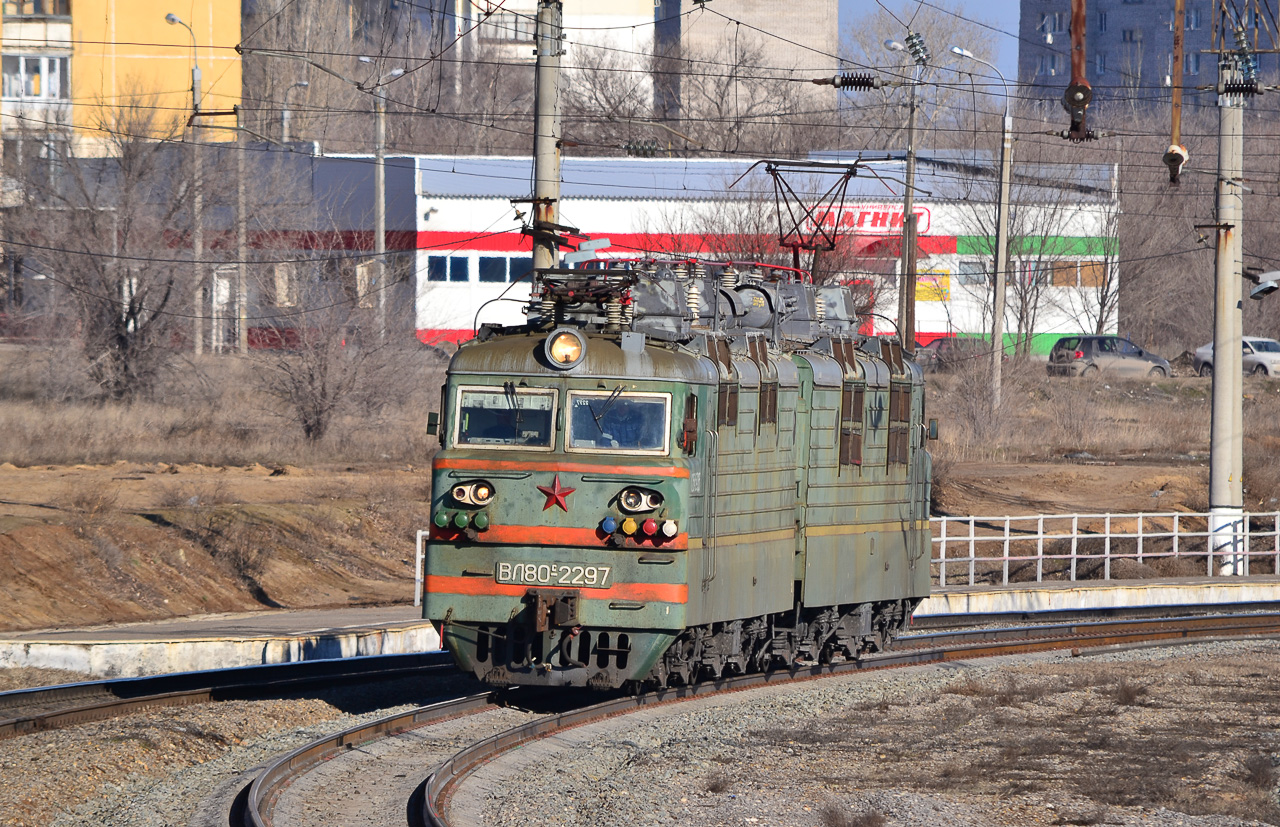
233, 611, 1280, 827
0, 651, 454, 740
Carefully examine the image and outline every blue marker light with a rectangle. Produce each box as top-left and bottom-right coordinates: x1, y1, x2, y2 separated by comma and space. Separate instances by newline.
601, 516, 617, 534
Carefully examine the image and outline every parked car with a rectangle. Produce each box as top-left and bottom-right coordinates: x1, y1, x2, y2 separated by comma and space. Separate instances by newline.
915, 337, 994, 373
1047, 334, 1171, 378
1192, 337, 1280, 377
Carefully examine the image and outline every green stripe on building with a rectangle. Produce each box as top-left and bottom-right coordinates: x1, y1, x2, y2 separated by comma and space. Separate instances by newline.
956, 236, 1118, 257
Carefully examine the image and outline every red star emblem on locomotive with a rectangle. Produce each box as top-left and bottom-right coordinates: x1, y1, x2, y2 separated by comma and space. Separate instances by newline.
537, 474, 575, 511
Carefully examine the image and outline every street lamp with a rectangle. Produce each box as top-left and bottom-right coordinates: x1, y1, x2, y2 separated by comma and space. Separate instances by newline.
358, 57, 405, 344
165, 13, 201, 112
951, 45, 1013, 411
886, 33, 929, 353
281, 80, 309, 144
166, 12, 204, 355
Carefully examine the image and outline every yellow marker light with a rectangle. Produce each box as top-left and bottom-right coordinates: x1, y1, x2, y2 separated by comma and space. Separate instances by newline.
621, 517, 638, 535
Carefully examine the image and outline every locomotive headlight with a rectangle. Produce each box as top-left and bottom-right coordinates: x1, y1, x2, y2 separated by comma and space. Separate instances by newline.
618, 487, 663, 513
451, 481, 496, 507
619, 488, 646, 512
545, 328, 586, 369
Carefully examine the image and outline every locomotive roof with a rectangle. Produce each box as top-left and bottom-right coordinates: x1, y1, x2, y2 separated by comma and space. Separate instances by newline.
450, 330, 719, 384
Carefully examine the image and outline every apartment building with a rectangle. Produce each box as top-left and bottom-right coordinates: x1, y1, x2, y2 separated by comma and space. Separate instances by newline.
2, 0, 241, 156
1016, 0, 1272, 105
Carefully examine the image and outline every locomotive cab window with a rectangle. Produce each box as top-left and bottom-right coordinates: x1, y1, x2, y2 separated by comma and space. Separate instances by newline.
567, 391, 670, 454
454, 385, 557, 450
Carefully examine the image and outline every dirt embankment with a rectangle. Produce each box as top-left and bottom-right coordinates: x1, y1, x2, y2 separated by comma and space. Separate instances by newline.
0, 458, 1213, 634
0, 462, 431, 633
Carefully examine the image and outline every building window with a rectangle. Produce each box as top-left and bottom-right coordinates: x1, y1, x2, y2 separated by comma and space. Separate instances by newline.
1184, 52, 1201, 74
479, 257, 507, 283
956, 260, 987, 286
1186, 7, 1202, 29
426, 255, 470, 282
509, 256, 533, 282
1097, 11, 1107, 32
2, 0, 70, 16
1, 55, 70, 101
479, 11, 535, 42
1079, 261, 1106, 288
1121, 29, 1143, 43
1037, 54, 1063, 77
1050, 261, 1078, 287
1039, 11, 1066, 34
1095, 52, 1107, 74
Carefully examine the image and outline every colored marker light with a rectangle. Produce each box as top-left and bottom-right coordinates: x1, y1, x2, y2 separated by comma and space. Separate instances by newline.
453, 512, 470, 529
433, 512, 449, 528
661, 520, 678, 538
642, 518, 658, 536
621, 517, 638, 535
473, 512, 490, 530
601, 516, 617, 534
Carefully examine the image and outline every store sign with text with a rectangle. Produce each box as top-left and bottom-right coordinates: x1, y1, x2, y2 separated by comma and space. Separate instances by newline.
810, 206, 932, 235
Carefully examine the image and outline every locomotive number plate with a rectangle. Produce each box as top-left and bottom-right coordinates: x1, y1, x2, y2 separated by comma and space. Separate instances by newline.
496, 562, 613, 589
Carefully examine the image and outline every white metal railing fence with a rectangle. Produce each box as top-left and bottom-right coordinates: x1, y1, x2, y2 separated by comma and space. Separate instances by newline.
931, 511, 1280, 587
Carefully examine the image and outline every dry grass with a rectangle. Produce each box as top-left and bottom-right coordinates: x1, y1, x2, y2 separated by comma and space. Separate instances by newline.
0, 345, 447, 467
704, 771, 732, 793
927, 359, 1280, 466
819, 803, 885, 827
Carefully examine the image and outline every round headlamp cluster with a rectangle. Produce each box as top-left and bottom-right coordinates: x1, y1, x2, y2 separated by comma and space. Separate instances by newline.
618, 487, 663, 513
545, 328, 586, 369
451, 481, 495, 506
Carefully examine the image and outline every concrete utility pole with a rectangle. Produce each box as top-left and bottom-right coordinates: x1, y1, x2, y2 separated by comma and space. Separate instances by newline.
375, 91, 387, 343
1209, 52, 1247, 574
237, 106, 249, 355
950, 46, 1013, 410
166, 12, 204, 355
887, 33, 930, 352
356, 57, 403, 344
531, 0, 564, 274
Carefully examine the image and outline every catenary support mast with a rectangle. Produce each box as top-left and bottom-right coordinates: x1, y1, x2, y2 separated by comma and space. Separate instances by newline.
531, 1, 564, 275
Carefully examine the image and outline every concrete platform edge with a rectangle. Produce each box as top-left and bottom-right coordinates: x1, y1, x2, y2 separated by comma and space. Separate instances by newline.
0, 626, 442, 679
916, 580, 1280, 617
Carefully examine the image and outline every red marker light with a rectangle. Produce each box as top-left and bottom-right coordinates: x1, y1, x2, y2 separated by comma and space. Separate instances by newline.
642, 518, 658, 536
1074, 349, 1084, 360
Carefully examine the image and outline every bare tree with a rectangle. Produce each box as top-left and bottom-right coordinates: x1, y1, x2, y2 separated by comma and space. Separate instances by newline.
5, 100, 201, 399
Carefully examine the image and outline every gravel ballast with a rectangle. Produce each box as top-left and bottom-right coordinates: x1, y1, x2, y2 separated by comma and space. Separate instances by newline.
5, 641, 1280, 827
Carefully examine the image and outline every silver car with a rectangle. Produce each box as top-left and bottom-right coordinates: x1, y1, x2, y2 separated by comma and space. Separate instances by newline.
1192, 337, 1280, 377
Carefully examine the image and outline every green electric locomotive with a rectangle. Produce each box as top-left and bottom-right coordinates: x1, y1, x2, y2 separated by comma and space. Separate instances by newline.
422, 261, 932, 690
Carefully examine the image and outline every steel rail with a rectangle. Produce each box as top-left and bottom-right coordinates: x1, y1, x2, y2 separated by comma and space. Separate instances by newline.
421, 612, 1280, 826
0, 651, 454, 740
243, 691, 499, 827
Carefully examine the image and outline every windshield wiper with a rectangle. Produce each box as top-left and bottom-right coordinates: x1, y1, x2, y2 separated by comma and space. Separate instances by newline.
503, 381, 524, 436
589, 385, 624, 434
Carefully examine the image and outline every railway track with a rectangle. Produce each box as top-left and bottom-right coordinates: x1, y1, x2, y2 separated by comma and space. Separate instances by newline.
235, 611, 1280, 827
0, 651, 454, 740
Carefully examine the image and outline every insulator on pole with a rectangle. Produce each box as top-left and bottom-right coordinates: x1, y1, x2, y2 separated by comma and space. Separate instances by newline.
905, 32, 930, 65
821, 72, 883, 90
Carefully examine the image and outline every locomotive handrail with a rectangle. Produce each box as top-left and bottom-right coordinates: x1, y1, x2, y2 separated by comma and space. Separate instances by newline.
930, 510, 1280, 587
701, 427, 719, 590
